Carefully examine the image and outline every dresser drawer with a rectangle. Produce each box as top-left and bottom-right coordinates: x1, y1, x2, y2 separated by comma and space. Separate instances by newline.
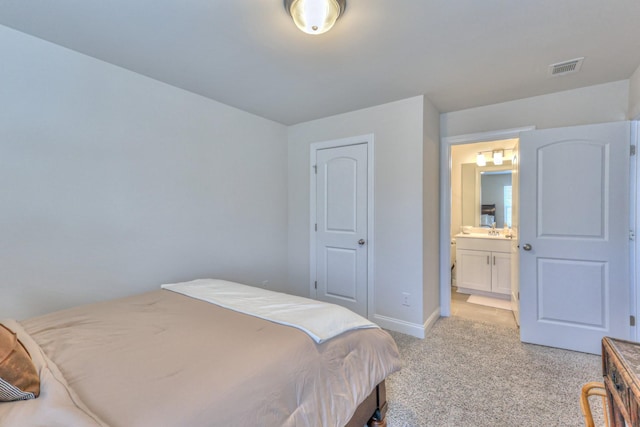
602, 337, 640, 427
632, 393, 640, 426
605, 350, 631, 417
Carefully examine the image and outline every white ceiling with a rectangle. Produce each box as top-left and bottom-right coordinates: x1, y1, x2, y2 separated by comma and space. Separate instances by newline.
1, 1, 639, 125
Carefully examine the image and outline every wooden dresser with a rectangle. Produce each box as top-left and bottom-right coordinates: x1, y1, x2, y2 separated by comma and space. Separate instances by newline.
602, 337, 640, 426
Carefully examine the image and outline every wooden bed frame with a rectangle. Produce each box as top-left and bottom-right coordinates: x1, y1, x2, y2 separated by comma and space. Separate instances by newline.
345, 381, 388, 427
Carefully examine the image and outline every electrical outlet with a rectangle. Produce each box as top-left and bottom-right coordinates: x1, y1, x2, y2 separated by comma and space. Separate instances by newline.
402, 292, 410, 307
262, 280, 269, 288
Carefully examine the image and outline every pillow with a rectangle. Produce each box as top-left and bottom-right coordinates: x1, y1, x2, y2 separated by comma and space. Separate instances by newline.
0, 324, 40, 401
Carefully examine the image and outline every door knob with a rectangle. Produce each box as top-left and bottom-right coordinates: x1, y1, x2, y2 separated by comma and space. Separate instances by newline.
523, 243, 532, 251
358, 239, 366, 246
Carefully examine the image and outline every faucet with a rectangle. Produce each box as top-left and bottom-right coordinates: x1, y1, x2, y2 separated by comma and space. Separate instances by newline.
488, 223, 500, 236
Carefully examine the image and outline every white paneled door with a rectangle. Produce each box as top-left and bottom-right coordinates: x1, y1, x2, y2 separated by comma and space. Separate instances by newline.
314, 143, 368, 317
510, 139, 521, 325
519, 122, 631, 354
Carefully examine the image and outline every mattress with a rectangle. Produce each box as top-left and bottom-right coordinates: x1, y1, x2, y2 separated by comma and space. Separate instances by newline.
0, 287, 401, 426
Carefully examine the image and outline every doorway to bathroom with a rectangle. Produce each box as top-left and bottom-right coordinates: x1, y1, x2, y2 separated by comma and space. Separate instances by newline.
439, 127, 533, 322
440, 122, 633, 354
448, 137, 520, 327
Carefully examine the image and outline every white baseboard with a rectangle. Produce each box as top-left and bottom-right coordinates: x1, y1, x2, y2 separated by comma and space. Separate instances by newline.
373, 307, 440, 339
423, 307, 440, 333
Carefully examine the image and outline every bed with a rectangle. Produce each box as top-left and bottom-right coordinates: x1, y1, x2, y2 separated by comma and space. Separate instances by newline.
480, 204, 496, 227
0, 279, 401, 426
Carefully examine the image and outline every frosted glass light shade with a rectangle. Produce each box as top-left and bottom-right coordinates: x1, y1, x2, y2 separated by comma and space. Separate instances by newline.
476, 153, 486, 167
493, 150, 503, 165
286, 0, 345, 35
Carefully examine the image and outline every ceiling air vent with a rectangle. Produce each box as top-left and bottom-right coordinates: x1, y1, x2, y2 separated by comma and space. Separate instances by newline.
548, 57, 584, 76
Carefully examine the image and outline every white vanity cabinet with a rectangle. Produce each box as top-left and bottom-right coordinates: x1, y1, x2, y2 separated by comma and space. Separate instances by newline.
456, 235, 511, 296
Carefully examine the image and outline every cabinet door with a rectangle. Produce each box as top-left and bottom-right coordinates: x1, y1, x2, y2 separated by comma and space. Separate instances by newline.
492, 252, 511, 295
457, 249, 492, 291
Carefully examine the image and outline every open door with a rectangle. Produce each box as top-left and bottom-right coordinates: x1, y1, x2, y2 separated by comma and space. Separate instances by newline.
510, 139, 520, 325
519, 121, 631, 354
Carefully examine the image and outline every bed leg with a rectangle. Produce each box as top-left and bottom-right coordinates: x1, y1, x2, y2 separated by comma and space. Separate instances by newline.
367, 380, 388, 427
368, 417, 387, 427
367, 406, 387, 427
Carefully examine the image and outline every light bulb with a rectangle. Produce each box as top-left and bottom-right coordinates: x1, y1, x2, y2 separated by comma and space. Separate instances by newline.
493, 151, 503, 165
287, 0, 343, 35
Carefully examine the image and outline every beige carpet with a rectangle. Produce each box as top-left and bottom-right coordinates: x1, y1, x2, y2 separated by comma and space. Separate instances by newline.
467, 294, 512, 310
385, 317, 604, 426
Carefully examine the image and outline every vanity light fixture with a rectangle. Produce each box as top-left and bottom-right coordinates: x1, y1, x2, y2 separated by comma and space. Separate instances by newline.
476, 148, 512, 166
493, 150, 504, 166
476, 152, 487, 167
285, 0, 346, 35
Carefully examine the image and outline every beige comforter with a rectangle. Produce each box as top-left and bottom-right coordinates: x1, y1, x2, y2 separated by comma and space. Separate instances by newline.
0, 290, 401, 426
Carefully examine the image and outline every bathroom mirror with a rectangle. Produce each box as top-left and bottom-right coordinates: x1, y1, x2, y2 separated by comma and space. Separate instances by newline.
461, 161, 512, 228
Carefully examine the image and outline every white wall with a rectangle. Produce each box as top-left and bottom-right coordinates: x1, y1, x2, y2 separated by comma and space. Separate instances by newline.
630, 65, 640, 120
422, 97, 441, 326
0, 26, 289, 320
287, 96, 429, 334
441, 80, 629, 137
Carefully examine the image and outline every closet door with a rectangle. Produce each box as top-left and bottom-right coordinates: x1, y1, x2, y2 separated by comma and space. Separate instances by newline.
314, 143, 368, 317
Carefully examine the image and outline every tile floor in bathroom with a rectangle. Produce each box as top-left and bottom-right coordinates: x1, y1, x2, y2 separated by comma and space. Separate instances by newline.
450, 288, 517, 328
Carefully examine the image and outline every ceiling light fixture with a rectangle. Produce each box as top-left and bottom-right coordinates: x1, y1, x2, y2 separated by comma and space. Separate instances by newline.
285, 0, 346, 35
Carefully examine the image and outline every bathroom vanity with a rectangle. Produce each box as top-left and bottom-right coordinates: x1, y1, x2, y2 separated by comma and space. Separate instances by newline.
455, 233, 511, 297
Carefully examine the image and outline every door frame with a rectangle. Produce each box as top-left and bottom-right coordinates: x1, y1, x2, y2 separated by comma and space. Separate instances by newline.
633, 119, 640, 341
309, 134, 375, 319
439, 126, 535, 316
